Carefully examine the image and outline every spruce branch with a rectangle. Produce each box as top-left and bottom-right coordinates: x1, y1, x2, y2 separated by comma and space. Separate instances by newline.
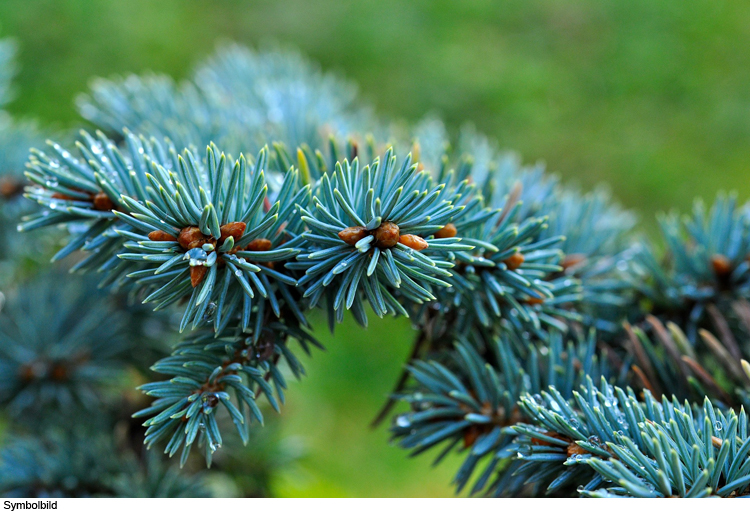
511, 376, 750, 497
114, 142, 308, 332
10, 37, 750, 501
134, 317, 321, 466
21, 131, 173, 284
390, 330, 622, 495
291, 148, 475, 326
630, 194, 750, 343
77, 44, 375, 154
420, 125, 636, 335
0, 273, 129, 424
413, 196, 579, 342
0, 432, 211, 497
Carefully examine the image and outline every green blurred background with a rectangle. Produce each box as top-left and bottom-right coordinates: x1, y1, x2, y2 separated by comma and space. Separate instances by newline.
2, 0, 749, 497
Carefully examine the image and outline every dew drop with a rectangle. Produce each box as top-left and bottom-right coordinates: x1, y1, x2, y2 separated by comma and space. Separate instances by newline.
396, 415, 410, 428
201, 393, 219, 411
714, 421, 723, 433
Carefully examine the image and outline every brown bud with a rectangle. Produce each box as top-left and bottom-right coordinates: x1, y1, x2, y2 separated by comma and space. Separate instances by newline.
399, 234, 428, 251
434, 223, 457, 239
374, 221, 400, 249
19, 364, 36, 383
567, 442, 588, 457
562, 254, 586, 270
92, 191, 116, 211
711, 254, 732, 276
50, 363, 69, 382
245, 238, 273, 252
338, 225, 369, 246
711, 436, 723, 448
148, 230, 178, 242
179, 226, 211, 250
0, 176, 23, 198
218, 221, 247, 244
503, 252, 525, 271
50, 192, 75, 201
524, 296, 545, 305
463, 425, 481, 448
190, 265, 208, 287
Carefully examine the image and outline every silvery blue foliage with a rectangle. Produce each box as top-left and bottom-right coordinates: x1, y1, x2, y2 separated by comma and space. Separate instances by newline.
77, 44, 378, 154
0, 433, 211, 497
6, 38, 750, 498
292, 148, 475, 326
511, 377, 750, 498
0, 273, 128, 422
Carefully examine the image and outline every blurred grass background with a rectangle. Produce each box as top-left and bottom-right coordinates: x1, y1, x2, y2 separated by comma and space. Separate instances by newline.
2, 0, 750, 497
